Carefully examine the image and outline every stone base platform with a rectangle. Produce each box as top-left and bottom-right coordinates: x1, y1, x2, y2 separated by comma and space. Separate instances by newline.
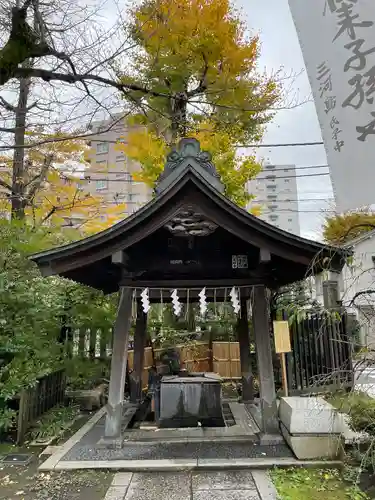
279, 396, 344, 460
38, 403, 300, 471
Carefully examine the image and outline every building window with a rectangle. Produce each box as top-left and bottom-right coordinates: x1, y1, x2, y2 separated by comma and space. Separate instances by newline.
96, 179, 108, 190
288, 218, 293, 222
266, 184, 276, 190
267, 195, 277, 200
96, 142, 109, 154
265, 175, 276, 180
265, 164, 275, 169
268, 204, 278, 211
127, 193, 138, 202
284, 168, 289, 172
114, 192, 126, 200
269, 214, 278, 221
285, 179, 290, 183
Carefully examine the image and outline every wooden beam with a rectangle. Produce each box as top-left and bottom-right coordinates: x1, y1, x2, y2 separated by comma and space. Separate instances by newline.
120, 278, 266, 289
259, 248, 271, 263
111, 250, 128, 266
129, 302, 148, 403
237, 298, 254, 402
105, 287, 133, 438
252, 285, 279, 434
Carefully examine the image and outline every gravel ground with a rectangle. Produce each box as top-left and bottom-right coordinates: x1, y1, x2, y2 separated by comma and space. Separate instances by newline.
0, 465, 113, 500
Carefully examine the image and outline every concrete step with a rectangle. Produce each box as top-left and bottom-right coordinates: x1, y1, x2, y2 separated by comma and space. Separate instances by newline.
48, 457, 343, 472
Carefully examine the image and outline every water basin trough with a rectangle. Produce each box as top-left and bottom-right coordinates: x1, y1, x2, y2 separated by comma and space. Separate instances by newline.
156, 372, 225, 428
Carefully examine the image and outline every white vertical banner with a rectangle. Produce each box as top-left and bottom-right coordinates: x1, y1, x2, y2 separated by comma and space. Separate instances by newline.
288, 0, 375, 212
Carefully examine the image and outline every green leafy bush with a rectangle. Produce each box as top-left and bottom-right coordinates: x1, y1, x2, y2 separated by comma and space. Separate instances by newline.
348, 394, 375, 435
65, 359, 110, 390
0, 220, 116, 433
29, 404, 80, 441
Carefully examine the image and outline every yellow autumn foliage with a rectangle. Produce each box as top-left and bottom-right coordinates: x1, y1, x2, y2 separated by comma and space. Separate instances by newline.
0, 131, 127, 234
116, 0, 279, 208
118, 122, 262, 208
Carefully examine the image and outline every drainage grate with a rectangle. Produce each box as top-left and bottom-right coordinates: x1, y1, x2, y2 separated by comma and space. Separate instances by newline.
1, 454, 33, 466
222, 403, 236, 427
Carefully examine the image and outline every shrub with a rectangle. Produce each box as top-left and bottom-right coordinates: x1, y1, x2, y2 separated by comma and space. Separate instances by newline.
65, 359, 110, 390
348, 394, 375, 435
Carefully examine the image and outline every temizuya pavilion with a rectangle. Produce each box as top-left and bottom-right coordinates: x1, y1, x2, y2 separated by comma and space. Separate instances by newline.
31, 138, 345, 439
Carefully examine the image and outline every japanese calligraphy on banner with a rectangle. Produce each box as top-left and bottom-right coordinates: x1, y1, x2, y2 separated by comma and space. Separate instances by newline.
288, 0, 375, 212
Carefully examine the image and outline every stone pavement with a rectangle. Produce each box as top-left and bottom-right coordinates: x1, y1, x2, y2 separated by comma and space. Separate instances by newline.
103, 470, 277, 500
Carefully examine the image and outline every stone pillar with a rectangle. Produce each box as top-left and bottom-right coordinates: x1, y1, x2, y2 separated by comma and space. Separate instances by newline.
105, 287, 133, 438
252, 285, 279, 434
237, 298, 253, 402
129, 301, 148, 403
323, 280, 340, 310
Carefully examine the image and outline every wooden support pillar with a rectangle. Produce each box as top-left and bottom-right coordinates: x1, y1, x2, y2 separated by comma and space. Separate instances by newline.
105, 287, 133, 438
237, 298, 253, 402
252, 285, 279, 434
129, 301, 148, 403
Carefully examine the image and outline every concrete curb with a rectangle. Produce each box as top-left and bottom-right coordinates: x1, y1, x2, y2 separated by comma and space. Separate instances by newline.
43, 457, 342, 472
39, 406, 106, 471
252, 470, 278, 500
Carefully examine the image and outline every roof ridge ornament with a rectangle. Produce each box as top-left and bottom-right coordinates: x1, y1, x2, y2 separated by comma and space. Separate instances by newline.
155, 138, 224, 194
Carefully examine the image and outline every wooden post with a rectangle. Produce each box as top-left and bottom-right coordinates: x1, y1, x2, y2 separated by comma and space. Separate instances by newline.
238, 298, 254, 402
129, 301, 148, 403
105, 287, 133, 438
280, 353, 288, 397
252, 285, 279, 434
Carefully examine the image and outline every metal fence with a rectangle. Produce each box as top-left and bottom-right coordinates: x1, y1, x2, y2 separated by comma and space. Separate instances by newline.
275, 311, 353, 394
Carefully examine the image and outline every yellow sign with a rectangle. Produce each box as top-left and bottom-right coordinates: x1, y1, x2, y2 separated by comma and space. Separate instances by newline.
273, 321, 292, 353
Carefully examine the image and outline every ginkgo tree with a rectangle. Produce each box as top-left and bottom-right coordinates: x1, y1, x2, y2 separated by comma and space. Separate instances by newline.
323, 210, 375, 245
116, 0, 281, 207
0, 132, 127, 233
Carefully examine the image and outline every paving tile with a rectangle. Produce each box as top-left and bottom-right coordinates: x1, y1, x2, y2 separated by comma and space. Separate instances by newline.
130, 471, 190, 490
112, 473, 133, 487
192, 470, 257, 490
104, 486, 127, 500
125, 487, 190, 500
193, 491, 259, 500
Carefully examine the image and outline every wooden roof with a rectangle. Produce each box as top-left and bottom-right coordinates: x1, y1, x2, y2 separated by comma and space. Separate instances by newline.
30, 139, 349, 294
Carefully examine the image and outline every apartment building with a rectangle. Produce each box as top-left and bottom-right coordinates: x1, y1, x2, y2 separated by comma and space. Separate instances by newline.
248, 162, 300, 235
83, 114, 152, 220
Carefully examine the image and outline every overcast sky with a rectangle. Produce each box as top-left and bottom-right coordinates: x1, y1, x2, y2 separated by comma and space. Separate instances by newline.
236, 0, 334, 240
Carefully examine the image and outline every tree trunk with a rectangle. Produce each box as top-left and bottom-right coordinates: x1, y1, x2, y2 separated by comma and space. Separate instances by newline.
11, 70, 31, 219
171, 93, 188, 141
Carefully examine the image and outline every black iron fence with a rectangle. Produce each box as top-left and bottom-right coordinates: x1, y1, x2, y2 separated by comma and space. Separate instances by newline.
273, 311, 353, 395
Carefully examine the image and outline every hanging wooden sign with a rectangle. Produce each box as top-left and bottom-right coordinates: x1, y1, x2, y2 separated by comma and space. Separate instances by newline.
231, 255, 248, 269
273, 321, 291, 354
273, 320, 292, 397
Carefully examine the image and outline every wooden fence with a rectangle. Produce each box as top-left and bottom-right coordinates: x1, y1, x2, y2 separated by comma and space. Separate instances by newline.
67, 330, 242, 379
126, 342, 241, 387
66, 328, 113, 359
212, 342, 241, 379
16, 369, 66, 444
68, 316, 354, 396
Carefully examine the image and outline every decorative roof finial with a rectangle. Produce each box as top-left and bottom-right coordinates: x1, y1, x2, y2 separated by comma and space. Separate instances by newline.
155, 138, 223, 194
